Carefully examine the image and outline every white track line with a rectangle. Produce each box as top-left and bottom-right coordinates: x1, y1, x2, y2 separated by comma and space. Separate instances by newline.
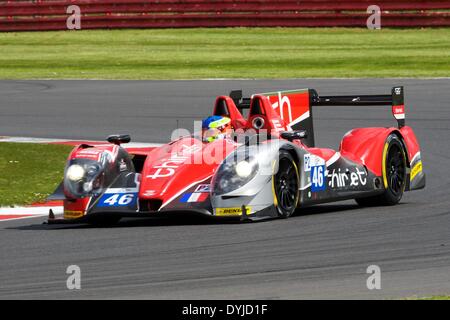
0, 206, 63, 222
0, 136, 162, 148
0, 136, 70, 143
0, 206, 62, 215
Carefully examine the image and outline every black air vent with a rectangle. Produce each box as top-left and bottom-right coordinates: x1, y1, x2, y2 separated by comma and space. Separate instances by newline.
139, 199, 163, 212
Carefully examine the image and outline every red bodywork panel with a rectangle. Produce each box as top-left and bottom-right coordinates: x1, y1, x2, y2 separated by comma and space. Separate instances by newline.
307, 148, 337, 162
399, 126, 421, 161
246, 95, 287, 133
67, 143, 120, 162
340, 127, 396, 176
139, 137, 238, 207
64, 197, 90, 219
213, 96, 247, 129
262, 89, 310, 130
125, 147, 157, 156
245, 90, 311, 134
340, 126, 421, 176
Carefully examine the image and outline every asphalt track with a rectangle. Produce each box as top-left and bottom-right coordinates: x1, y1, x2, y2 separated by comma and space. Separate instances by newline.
0, 79, 449, 299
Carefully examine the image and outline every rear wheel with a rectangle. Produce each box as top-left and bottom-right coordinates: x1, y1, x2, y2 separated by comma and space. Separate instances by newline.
356, 135, 407, 206
273, 151, 300, 218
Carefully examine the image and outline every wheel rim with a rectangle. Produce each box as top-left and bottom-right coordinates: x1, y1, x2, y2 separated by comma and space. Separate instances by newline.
387, 144, 406, 196
275, 158, 298, 213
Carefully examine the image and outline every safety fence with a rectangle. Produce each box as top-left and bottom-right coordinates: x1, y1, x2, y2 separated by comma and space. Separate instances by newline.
1, 0, 450, 31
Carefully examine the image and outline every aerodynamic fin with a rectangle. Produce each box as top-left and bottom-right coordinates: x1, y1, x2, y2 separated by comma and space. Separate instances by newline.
46, 181, 65, 201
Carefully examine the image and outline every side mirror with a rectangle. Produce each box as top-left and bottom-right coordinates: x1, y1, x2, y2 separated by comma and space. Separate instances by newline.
280, 130, 307, 142
107, 134, 131, 145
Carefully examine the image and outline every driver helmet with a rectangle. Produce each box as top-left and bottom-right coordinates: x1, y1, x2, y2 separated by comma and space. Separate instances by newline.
201, 115, 232, 142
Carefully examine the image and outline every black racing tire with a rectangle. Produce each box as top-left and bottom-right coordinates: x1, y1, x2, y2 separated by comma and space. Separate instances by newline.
273, 150, 300, 218
88, 215, 121, 227
356, 134, 407, 207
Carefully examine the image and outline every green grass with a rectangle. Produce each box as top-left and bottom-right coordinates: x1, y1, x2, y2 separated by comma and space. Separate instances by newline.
406, 295, 450, 300
0, 142, 72, 206
0, 28, 449, 79
419, 295, 450, 300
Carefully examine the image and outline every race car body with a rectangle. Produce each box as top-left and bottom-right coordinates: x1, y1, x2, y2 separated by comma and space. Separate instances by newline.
48, 86, 425, 224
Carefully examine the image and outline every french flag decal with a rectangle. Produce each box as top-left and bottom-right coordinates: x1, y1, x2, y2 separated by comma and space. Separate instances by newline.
180, 192, 209, 203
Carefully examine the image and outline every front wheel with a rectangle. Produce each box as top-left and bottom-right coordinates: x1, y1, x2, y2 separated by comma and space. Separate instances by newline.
273, 151, 300, 218
356, 134, 407, 206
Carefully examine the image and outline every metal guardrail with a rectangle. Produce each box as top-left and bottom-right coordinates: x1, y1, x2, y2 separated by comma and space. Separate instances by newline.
1, 0, 449, 31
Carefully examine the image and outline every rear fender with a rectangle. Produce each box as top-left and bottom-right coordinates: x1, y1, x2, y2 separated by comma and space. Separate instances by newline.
400, 126, 425, 190
340, 126, 425, 190
340, 127, 398, 177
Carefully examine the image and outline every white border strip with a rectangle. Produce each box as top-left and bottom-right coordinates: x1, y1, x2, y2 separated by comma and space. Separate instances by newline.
326, 152, 341, 167
411, 151, 421, 164
287, 111, 310, 131
300, 183, 312, 191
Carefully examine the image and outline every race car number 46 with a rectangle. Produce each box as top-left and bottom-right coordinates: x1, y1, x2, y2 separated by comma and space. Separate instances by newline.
98, 193, 137, 207
311, 165, 326, 192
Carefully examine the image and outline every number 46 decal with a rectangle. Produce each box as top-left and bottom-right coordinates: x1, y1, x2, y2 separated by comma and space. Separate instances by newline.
98, 193, 137, 207
311, 165, 326, 192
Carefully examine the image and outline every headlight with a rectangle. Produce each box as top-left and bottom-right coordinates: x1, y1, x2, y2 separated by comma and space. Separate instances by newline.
235, 160, 253, 178
64, 160, 104, 198
212, 156, 259, 195
66, 164, 85, 181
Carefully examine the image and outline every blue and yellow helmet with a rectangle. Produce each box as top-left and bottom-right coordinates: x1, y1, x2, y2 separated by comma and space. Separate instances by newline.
202, 116, 231, 142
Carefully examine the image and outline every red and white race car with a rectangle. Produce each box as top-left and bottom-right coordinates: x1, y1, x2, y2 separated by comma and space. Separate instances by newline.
48, 86, 425, 225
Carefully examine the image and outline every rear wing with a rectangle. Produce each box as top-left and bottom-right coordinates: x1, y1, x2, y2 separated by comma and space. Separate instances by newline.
229, 86, 406, 148
310, 86, 405, 128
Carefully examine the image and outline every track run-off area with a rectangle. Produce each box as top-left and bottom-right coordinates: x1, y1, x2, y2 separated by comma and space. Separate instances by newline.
0, 79, 449, 299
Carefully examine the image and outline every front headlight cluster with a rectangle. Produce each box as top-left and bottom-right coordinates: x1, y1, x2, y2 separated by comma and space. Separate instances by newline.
212, 156, 259, 195
64, 160, 104, 198
66, 164, 85, 181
